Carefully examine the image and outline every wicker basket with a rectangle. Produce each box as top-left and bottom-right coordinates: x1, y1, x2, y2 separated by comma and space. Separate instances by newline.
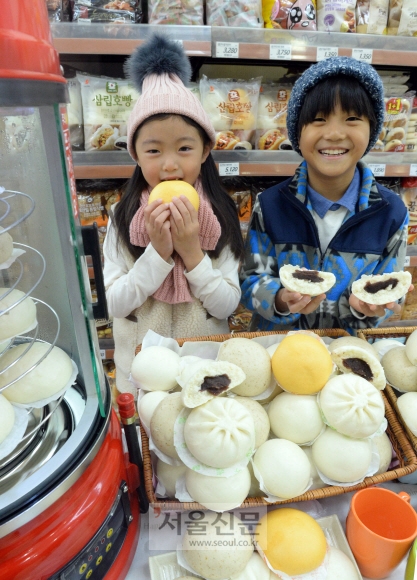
139, 329, 417, 511
357, 326, 417, 455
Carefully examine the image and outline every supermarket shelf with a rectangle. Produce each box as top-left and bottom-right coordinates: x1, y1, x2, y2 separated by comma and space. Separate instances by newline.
74, 150, 417, 179
51, 22, 211, 56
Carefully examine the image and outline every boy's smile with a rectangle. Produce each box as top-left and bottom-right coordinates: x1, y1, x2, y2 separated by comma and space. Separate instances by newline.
299, 103, 371, 201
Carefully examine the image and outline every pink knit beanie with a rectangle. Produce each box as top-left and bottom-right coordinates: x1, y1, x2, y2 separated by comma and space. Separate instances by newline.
124, 35, 216, 162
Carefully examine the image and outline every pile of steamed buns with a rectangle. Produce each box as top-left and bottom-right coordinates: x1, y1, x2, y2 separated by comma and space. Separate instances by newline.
133, 331, 405, 513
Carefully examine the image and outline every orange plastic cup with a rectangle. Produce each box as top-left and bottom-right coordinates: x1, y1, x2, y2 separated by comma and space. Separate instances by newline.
346, 487, 417, 579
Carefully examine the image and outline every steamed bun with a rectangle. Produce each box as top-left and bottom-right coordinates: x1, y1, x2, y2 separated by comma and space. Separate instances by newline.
327, 547, 361, 580
150, 392, 184, 460
182, 511, 253, 580
138, 390, 169, 432
268, 392, 324, 444
181, 360, 245, 408
381, 347, 417, 392
233, 396, 270, 448
253, 439, 311, 498
0, 288, 37, 341
217, 337, 271, 396
184, 397, 255, 468
185, 467, 251, 512
397, 392, 417, 436
131, 346, 180, 391
319, 374, 385, 438
312, 428, 373, 483
1, 342, 74, 404
156, 458, 186, 498
229, 552, 274, 580
406, 329, 417, 365
0, 227, 13, 264
0, 393, 15, 444
373, 432, 393, 475
330, 345, 386, 390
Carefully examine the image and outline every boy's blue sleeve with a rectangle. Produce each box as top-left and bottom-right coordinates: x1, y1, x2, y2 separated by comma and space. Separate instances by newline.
338, 212, 409, 330
239, 197, 301, 326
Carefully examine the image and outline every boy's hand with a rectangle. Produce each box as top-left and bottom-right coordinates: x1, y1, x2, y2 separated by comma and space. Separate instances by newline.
349, 284, 414, 317
275, 288, 326, 315
169, 196, 204, 271
144, 199, 173, 262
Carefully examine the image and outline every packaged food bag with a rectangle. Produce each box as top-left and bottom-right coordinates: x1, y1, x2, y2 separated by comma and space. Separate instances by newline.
199, 76, 262, 150
72, 0, 142, 22
387, 0, 402, 34
255, 83, 292, 150
317, 0, 356, 32
356, 0, 389, 34
79, 74, 139, 152
206, 0, 263, 27
371, 96, 412, 153
269, 0, 317, 29
397, 0, 417, 36
148, 0, 204, 24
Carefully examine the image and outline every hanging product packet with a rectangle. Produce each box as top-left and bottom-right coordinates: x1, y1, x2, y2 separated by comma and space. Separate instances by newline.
400, 177, 417, 245
267, 0, 317, 30
371, 95, 412, 153
63, 67, 84, 151
78, 74, 140, 152
255, 83, 292, 151
206, 0, 263, 27
397, 0, 417, 36
148, 0, 204, 25
356, 0, 389, 34
316, 0, 356, 32
199, 76, 262, 150
72, 0, 143, 22
387, 0, 402, 34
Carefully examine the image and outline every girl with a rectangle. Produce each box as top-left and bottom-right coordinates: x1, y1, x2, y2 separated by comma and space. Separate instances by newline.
240, 57, 412, 333
104, 35, 244, 395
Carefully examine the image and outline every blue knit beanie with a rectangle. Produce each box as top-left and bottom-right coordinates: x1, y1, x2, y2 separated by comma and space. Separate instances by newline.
286, 57, 385, 156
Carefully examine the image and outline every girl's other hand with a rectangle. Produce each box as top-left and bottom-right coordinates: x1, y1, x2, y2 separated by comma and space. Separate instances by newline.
349, 293, 403, 317
144, 199, 173, 262
276, 288, 326, 315
169, 195, 204, 271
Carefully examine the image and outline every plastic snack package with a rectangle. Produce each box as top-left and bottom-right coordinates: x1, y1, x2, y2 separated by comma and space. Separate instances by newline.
199, 76, 262, 150
387, 0, 402, 34
148, 0, 204, 25
317, 0, 356, 32
72, 0, 142, 22
206, 0, 263, 27
255, 83, 292, 151
397, 0, 417, 36
269, 0, 317, 30
371, 96, 412, 153
356, 0, 389, 34
78, 74, 139, 152
63, 67, 84, 151
400, 177, 417, 245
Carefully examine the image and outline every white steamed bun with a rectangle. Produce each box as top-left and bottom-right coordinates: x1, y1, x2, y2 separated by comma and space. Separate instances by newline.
406, 329, 417, 365
185, 467, 251, 512
326, 547, 361, 580
397, 392, 417, 436
229, 552, 274, 580
312, 428, 373, 483
373, 432, 393, 475
0, 227, 13, 264
319, 374, 385, 438
253, 439, 311, 499
0, 288, 37, 341
138, 390, 169, 432
1, 342, 74, 404
381, 347, 417, 392
0, 393, 15, 444
182, 511, 253, 580
131, 346, 180, 391
184, 397, 255, 468
268, 392, 324, 444
150, 392, 184, 460
156, 458, 186, 498
234, 396, 270, 448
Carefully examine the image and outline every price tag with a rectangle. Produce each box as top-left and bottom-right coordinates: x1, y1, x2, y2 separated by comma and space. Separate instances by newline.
219, 162, 240, 176
351, 48, 373, 63
216, 42, 239, 58
368, 163, 386, 177
100, 349, 106, 360
410, 164, 417, 176
404, 255, 411, 267
270, 44, 292, 60
316, 46, 339, 61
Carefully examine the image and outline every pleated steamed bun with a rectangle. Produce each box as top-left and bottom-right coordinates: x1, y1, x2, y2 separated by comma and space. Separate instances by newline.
184, 397, 255, 468
319, 374, 385, 438
217, 337, 271, 397
150, 392, 184, 460
268, 392, 324, 444
185, 467, 251, 512
0, 342, 74, 404
233, 396, 270, 448
0, 288, 37, 341
312, 428, 373, 483
0, 393, 15, 444
131, 346, 180, 391
253, 439, 311, 499
182, 511, 253, 580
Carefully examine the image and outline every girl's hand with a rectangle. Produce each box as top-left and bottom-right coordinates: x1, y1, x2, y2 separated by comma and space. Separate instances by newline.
349, 284, 414, 317
275, 288, 326, 315
169, 195, 204, 271
144, 199, 173, 262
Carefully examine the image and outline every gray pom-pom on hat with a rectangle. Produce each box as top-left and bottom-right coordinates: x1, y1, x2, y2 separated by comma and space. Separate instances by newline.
286, 57, 385, 156
124, 34, 216, 162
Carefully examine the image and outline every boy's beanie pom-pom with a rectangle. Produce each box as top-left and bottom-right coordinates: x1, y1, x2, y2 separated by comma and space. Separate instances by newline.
124, 34, 192, 92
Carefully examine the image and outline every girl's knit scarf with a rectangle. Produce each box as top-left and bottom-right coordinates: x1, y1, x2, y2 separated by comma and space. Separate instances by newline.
129, 179, 221, 304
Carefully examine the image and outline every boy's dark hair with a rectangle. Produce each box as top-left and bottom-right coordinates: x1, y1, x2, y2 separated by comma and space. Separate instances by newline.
297, 75, 377, 141
114, 113, 245, 262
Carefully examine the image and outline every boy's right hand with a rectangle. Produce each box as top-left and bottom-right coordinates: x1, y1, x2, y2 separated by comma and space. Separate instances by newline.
144, 199, 173, 262
275, 288, 326, 315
